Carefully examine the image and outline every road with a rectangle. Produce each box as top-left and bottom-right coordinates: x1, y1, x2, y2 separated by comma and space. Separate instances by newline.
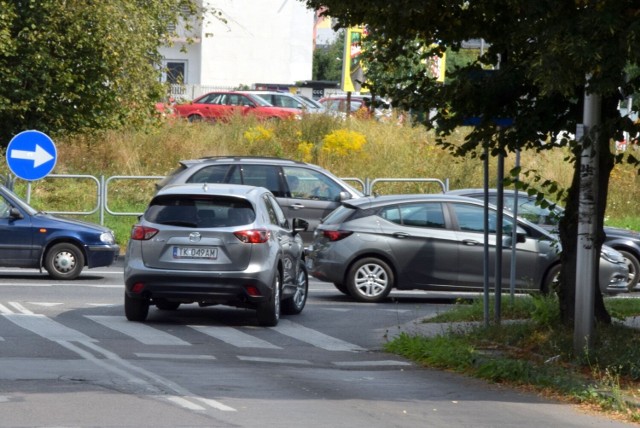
0, 264, 632, 427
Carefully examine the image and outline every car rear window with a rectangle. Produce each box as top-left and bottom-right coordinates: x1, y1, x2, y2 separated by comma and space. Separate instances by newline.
321, 205, 358, 225
145, 195, 255, 228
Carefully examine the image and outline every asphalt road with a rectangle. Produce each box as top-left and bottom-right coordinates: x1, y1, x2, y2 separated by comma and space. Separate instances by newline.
0, 264, 632, 427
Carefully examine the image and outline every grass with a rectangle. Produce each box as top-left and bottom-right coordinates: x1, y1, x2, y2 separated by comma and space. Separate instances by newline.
384, 295, 640, 423
1, 114, 639, 249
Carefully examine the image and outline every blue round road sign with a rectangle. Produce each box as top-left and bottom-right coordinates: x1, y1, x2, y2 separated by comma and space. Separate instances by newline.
6, 130, 57, 181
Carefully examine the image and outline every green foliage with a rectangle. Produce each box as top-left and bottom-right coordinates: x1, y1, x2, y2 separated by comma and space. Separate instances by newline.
313, 30, 344, 81
0, 0, 200, 145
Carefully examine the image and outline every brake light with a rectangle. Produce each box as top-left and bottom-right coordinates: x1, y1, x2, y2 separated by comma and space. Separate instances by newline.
130, 225, 159, 240
234, 229, 270, 243
322, 230, 353, 242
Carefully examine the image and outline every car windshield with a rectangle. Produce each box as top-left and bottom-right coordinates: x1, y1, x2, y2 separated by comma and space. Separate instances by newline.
0, 186, 38, 215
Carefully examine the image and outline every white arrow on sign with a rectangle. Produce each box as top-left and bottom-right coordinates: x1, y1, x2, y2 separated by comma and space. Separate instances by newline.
10, 144, 54, 168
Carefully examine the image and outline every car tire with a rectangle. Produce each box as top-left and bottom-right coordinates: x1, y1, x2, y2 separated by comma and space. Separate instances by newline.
44, 243, 85, 280
346, 257, 394, 303
124, 293, 149, 322
282, 261, 308, 315
542, 264, 561, 294
155, 299, 181, 311
257, 271, 281, 326
618, 250, 640, 291
333, 282, 350, 295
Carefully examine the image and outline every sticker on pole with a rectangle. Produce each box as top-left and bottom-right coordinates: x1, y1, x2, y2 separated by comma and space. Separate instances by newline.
6, 130, 57, 181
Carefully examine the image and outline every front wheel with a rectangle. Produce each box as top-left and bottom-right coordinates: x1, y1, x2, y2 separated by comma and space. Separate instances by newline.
282, 261, 308, 315
124, 293, 149, 322
346, 257, 394, 303
257, 272, 281, 326
44, 243, 85, 280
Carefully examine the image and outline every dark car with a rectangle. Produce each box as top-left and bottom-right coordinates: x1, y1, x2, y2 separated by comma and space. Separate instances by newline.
0, 184, 119, 279
155, 156, 364, 243
124, 183, 309, 326
173, 91, 302, 122
306, 194, 628, 302
447, 188, 640, 291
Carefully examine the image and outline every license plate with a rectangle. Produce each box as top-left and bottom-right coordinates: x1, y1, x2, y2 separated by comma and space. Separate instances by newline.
173, 246, 218, 259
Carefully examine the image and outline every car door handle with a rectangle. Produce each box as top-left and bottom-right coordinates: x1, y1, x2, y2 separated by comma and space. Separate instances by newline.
393, 232, 410, 239
290, 203, 305, 210
462, 239, 480, 246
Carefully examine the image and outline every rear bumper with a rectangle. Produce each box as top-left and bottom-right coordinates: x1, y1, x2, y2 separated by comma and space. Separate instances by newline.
124, 261, 275, 306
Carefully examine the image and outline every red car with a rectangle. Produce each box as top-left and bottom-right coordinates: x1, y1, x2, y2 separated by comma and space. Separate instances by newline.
174, 91, 302, 122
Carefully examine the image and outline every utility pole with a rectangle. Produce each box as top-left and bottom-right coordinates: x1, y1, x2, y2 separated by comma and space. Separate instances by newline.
574, 81, 600, 354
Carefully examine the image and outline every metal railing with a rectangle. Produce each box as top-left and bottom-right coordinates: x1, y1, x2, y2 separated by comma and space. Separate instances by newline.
6, 174, 449, 225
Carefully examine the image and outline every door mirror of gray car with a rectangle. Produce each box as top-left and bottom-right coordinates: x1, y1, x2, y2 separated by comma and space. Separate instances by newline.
338, 191, 352, 201
502, 227, 527, 247
293, 218, 309, 234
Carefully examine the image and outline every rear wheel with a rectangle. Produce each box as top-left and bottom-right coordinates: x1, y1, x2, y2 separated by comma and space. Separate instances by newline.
333, 282, 349, 295
618, 250, 640, 291
44, 243, 85, 280
542, 264, 561, 295
346, 257, 394, 303
257, 272, 281, 326
124, 293, 149, 321
282, 261, 308, 315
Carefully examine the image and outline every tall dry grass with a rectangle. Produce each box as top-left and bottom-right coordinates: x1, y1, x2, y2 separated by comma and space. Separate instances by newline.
1, 114, 638, 245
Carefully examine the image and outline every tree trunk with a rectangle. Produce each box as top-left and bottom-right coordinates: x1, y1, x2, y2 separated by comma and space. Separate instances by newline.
558, 96, 617, 326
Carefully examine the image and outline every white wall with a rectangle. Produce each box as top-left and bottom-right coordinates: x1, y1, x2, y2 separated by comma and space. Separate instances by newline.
160, 0, 315, 88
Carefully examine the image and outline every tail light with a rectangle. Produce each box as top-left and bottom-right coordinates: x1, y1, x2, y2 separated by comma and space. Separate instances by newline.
234, 229, 270, 244
322, 230, 353, 242
130, 225, 159, 240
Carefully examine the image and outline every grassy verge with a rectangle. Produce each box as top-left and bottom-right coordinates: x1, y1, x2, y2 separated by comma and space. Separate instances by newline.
384, 295, 640, 423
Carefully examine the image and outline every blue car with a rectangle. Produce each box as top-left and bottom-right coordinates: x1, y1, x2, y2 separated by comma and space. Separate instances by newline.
0, 184, 119, 279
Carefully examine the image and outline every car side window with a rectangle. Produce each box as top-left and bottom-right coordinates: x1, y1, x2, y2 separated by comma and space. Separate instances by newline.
282, 166, 342, 201
0, 195, 11, 218
380, 203, 445, 229
237, 165, 284, 197
186, 165, 231, 184
452, 203, 514, 234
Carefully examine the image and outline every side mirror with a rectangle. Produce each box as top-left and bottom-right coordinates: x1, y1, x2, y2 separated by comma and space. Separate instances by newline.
9, 207, 23, 220
338, 191, 352, 202
292, 218, 309, 234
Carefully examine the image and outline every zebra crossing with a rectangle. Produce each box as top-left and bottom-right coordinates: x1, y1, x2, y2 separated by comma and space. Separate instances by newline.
0, 301, 407, 367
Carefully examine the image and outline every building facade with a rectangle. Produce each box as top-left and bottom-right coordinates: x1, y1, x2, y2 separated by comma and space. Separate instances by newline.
160, 0, 315, 91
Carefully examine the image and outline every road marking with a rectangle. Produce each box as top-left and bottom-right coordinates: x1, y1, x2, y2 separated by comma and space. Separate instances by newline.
135, 353, 216, 360
27, 302, 63, 307
190, 325, 281, 349
9, 302, 34, 314
237, 356, 311, 365
166, 396, 205, 411
3, 313, 95, 341
332, 360, 412, 367
273, 319, 366, 352
86, 315, 190, 346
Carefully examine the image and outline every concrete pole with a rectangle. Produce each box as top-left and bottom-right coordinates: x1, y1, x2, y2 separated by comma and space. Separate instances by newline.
574, 83, 600, 354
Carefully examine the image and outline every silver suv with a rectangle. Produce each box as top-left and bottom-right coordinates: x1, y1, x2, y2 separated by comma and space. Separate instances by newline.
124, 183, 309, 326
156, 157, 364, 242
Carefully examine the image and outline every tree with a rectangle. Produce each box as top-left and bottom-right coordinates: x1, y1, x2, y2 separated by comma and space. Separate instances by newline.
302, 0, 640, 326
0, 0, 200, 145
313, 30, 344, 81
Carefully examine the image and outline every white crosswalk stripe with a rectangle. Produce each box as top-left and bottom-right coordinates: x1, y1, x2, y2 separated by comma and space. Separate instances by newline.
273, 319, 366, 352
86, 315, 191, 346
190, 325, 281, 349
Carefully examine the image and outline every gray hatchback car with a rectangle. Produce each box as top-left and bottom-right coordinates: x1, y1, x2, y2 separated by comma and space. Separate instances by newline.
155, 156, 364, 243
124, 183, 309, 326
307, 194, 628, 302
